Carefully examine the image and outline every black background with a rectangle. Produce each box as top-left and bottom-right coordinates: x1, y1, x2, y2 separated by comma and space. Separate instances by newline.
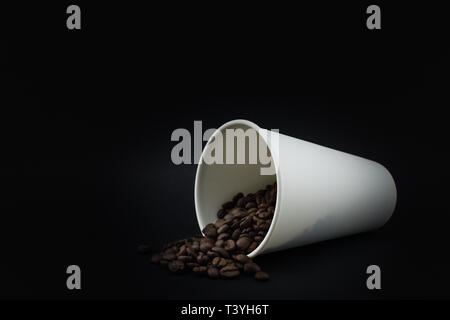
1, 2, 449, 299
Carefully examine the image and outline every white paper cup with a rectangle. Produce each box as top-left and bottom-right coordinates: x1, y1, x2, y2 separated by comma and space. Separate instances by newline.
195, 119, 397, 257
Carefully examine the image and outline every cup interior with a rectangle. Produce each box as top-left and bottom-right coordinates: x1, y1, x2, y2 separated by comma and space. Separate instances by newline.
194, 119, 279, 257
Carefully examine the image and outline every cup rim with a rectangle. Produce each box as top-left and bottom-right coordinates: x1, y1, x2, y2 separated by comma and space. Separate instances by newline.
194, 119, 280, 258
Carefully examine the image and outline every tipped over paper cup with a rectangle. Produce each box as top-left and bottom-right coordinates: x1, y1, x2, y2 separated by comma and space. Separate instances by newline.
195, 119, 397, 257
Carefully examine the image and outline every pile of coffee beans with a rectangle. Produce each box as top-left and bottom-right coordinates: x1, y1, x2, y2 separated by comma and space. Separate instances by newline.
142, 182, 277, 281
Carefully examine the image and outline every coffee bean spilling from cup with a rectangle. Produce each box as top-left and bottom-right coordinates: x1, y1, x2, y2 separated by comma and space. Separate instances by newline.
141, 182, 277, 281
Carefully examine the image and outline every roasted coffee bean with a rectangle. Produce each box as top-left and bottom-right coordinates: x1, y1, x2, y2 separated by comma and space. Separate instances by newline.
197, 254, 209, 265
186, 262, 199, 269
259, 222, 270, 231
177, 255, 193, 262
200, 237, 214, 247
222, 201, 235, 209
245, 202, 257, 209
137, 244, 152, 254
240, 216, 253, 228
236, 197, 247, 208
207, 267, 220, 278
212, 246, 230, 258
178, 245, 187, 256
247, 241, 259, 253
265, 190, 272, 204
168, 260, 185, 273
258, 211, 271, 219
232, 192, 244, 203
186, 246, 197, 257
191, 241, 200, 251
212, 256, 221, 266
223, 213, 234, 221
202, 223, 217, 238
215, 239, 224, 247
199, 242, 213, 252
217, 208, 226, 219
234, 254, 251, 264
207, 250, 220, 258
253, 215, 262, 223
217, 224, 229, 234
248, 207, 257, 214
269, 187, 277, 204
217, 233, 229, 240
231, 228, 241, 240
254, 236, 264, 242
244, 262, 261, 274
219, 258, 229, 268
231, 220, 241, 230
162, 252, 176, 261
151, 253, 161, 264
193, 266, 207, 274
164, 247, 177, 255
258, 203, 267, 209
224, 239, 236, 251
255, 194, 264, 205
147, 182, 276, 281
254, 271, 270, 281
220, 264, 240, 278
174, 240, 184, 247
236, 237, 251, 251
229, 208, 247, 218
215, 218, 227, 228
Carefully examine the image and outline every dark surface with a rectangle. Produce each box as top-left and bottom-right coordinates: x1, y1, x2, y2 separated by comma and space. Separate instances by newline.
1, 2, 449, 299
